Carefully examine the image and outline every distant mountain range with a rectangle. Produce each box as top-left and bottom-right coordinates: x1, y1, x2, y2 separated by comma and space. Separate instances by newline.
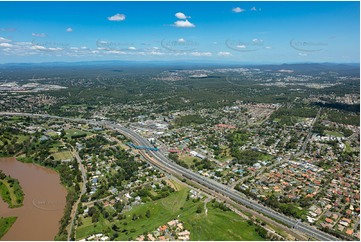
0, 61, 359, 74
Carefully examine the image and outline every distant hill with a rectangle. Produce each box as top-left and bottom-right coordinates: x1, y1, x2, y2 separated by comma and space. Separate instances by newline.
0, 61, 359, 75
249, 63, 360, 75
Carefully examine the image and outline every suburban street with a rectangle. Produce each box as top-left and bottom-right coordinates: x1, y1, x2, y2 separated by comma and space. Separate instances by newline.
0, 112, 339, 241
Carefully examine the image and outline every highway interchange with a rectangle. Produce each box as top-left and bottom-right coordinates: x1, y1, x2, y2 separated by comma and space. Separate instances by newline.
0, 112, 339, 241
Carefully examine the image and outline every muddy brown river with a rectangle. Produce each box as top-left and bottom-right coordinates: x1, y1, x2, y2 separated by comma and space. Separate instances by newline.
0, 157, 67, 240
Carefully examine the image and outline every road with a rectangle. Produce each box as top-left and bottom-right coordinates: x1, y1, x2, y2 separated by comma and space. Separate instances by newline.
296, 108, 322, 157
110, 124, 338, 241
0, 112, 339, 241
67, 148, 87, 241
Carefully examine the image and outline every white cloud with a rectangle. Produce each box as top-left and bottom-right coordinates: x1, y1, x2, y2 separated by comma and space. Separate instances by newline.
178, 38, 185, 43
217, 51, 232, 57
148, 51, 164, 56
15, 42, 32, 46
250, 7, 258, 11
80, 46, 88, 50
32, 33, 46, 37
236, 45, 246, 49
190, 51, 212, 57
66, 28, 73, 32
298, 53, 308, 56
0, 37, 11, 43
128, 46, 136, 50
70, 47, 79, 50
173, 19, 195, 28
0, 43, 12, 47
31, 45, 47, 50
232, 7, 245, 13
106, 50, 126, 54
48, 47, 63, 51
108, 13, 126, 21
252, 38, 263, 43
175, 12, 188, 19
265, 46, 272, 49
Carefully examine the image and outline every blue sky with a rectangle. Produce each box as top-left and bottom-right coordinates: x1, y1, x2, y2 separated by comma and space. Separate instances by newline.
0, 1, 359, 63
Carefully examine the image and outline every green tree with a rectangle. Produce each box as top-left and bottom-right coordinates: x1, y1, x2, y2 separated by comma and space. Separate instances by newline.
196, 205, 203, 213
145, 209, 151, 218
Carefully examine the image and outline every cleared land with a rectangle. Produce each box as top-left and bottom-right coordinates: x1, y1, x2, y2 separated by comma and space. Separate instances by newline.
324, 130, 344, 138
65, 129, 90, 139
76, 182, 265, 241
52, 151, 73, 161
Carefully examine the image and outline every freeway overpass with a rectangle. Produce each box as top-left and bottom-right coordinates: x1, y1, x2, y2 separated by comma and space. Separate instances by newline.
0, 112, 339, 241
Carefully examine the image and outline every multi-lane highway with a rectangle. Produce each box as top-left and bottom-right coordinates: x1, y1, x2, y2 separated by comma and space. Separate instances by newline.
0, 112, 339, 241
110, 124, 338, 241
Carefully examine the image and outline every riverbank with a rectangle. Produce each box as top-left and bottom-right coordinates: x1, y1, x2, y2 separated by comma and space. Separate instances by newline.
0, 170, 24, 208
0, 217, 17, 239
0, 157, 67, 240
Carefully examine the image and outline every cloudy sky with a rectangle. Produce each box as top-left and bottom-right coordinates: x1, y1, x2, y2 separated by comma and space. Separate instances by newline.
0, 1, 359, 63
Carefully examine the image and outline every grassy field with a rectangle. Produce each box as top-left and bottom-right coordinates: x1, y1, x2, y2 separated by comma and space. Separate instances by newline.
52, 151, 73, 161
47, 131, 60, 137
259, 153, 273, 161
0, 217, 17, 239
0, 177, 24, 208
325, 130, 344, 138
179, 155, 200, 167
65, 129, 89, 139
182, 206, 265, 241
76, 181, 264, 241
76, 213, 111, 239
344, 142, 356, 153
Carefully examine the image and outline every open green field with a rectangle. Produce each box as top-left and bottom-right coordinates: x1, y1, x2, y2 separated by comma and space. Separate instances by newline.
179, 155, 200, 167
0, 178, 24, 208
76, 213, 111, 240
47, 131, 60, 137
259, 153, 273, 161
52, 151, 73, 161
76, 182, 265, 241
65, 129, 90, 139
344, 142, 356, 153
183, 206, 265, 241
0, 217, 17, 239
325, 130, 344, 138
65, 128, 86, 136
